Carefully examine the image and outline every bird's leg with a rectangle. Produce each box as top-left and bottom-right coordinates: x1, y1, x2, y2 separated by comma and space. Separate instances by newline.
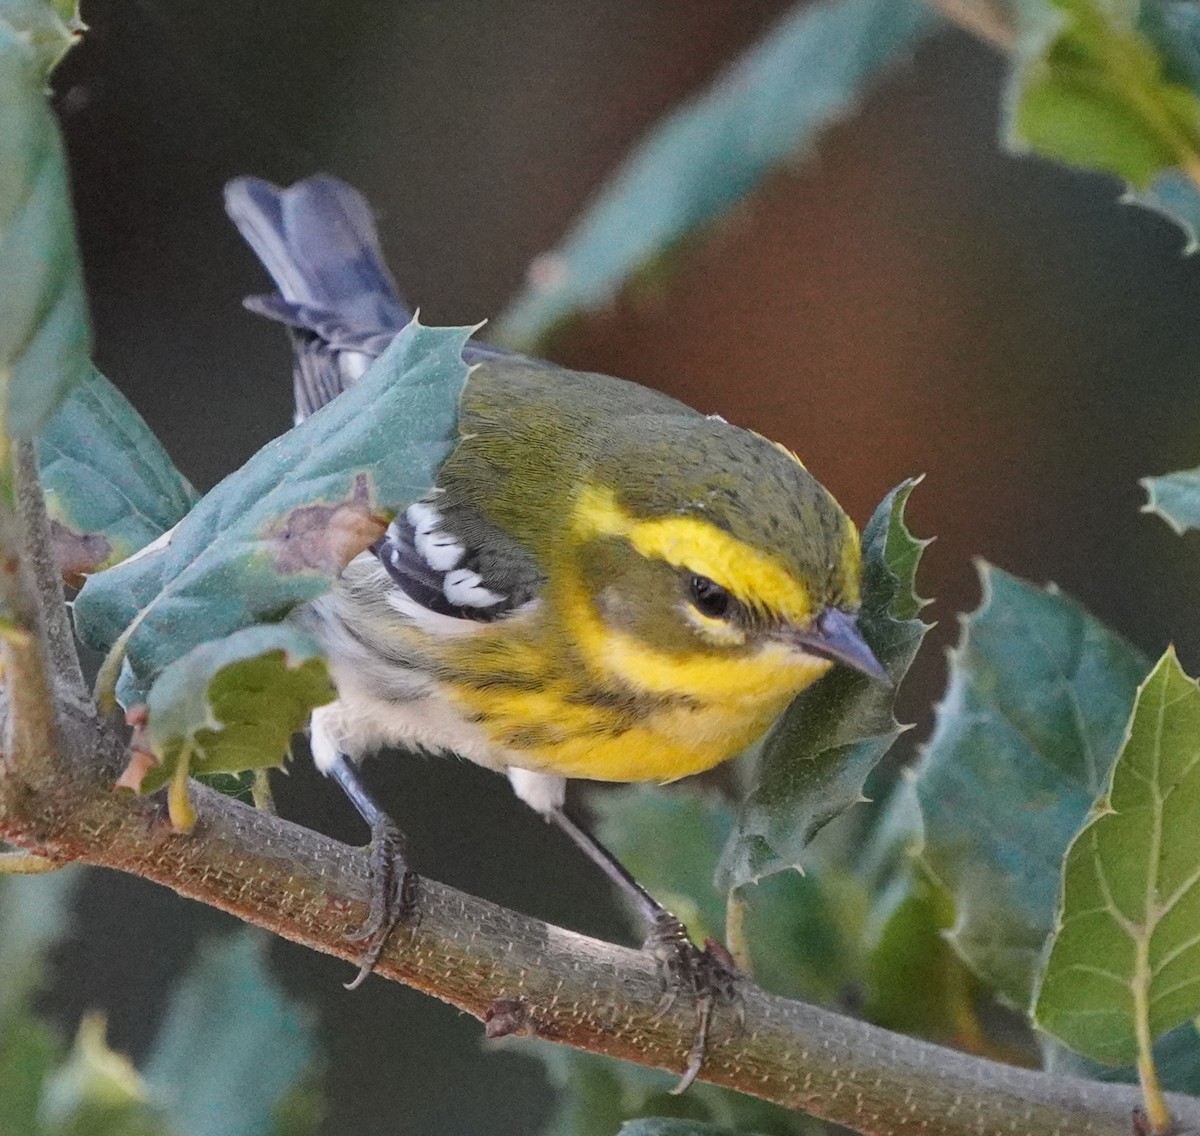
327, 753, 420, 988
547, 804, 740, 1092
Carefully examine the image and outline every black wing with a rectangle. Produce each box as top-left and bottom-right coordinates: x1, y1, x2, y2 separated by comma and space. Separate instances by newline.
373, 501, 540, 622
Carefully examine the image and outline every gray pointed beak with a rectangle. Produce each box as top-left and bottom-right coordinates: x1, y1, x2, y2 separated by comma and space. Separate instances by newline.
787, 607, 890, 685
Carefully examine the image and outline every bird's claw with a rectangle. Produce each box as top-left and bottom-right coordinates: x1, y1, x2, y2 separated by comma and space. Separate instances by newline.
644, 912, 742, 1093
344, 816, 420, 990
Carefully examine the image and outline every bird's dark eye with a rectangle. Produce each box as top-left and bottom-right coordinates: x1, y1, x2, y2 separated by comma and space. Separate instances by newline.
689, 574, 731, 619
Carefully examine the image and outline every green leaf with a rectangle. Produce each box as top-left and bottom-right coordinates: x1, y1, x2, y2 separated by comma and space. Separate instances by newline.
839, 778, 996, 1051
1006, 0, 1200, 199
592, 787, 867, 1004
1034, 648, 1200, 1065
135, 624, 333, 794
36, 367, 198, 584
0, 10, 90, 447
39, 1014, 167, 1136
916, 565, 1148, 1007
74, 318, 472, 700
718, 478, 931, 890
495, 0, 939, 349
144, 929, 319, 1136
863, 859, 991, 1048
1141, 467, 1200, 534
0, 0, 79, 75
1117, 1, 1200, 248
0, 1016, 61, 1136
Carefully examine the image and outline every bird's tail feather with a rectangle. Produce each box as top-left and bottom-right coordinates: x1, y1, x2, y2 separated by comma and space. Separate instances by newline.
224, 175, 411, 418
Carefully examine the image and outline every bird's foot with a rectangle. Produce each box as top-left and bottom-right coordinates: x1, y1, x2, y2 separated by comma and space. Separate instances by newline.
645, 911, 742, 1094
344, 815, 420, 990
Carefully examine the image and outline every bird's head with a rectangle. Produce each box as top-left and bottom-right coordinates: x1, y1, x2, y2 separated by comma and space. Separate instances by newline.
556, 415, 885, 706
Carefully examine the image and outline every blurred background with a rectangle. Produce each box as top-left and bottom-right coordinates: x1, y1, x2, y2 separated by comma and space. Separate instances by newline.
36, 0, 1200, 1132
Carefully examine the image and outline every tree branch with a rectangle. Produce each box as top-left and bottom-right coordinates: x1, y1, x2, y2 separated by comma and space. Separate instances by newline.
13, 441, 87, 704
0, 695, 1196, 1136
0, 445, 63, 789
0, 435, 1193, 1136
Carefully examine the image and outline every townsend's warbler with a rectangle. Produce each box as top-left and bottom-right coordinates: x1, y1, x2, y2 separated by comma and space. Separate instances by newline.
225, 176, 884, 1067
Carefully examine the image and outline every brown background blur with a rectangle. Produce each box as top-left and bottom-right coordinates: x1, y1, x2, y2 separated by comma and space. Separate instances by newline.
44, 2, 1200, 1133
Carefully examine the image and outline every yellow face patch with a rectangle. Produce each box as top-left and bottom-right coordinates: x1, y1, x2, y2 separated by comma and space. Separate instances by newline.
570, 484, 814, 626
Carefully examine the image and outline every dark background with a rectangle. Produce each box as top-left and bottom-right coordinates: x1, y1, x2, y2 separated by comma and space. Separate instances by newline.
40, 2, 1200, 1133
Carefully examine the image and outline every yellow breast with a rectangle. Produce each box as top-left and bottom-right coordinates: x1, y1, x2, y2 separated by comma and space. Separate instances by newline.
428, 613, 830, 783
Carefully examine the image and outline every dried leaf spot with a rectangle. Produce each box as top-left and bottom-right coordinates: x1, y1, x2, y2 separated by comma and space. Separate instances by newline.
267, 473, 388, 576
50, 520, 112, 589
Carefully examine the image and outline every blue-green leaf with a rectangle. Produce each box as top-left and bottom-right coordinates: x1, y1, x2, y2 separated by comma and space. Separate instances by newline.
0, 0, 79, 75
1044, 1021, 1200, 1094
496, 0, 939, 349
915, 565, 1148, 1007
39, 1014, 167, 1136
717, 479, 931, 890
144, 929, 318, 1136
37, 368, 198, 584
1122, 171, 1200, 253
0, 869, 79, 1026
0, 9, 90, 444
74, 318, 471, 701
1141, 467, 1200, 534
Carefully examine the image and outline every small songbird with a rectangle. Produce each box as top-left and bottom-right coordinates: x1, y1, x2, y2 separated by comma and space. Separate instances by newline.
224, 176, 884, 1065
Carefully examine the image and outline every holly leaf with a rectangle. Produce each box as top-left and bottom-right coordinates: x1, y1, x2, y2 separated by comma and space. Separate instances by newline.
496, 0, 939, 350
1141, 467, 1200, 534
863, 861, 986, 1048
717, 478, 931, 890
36, 367, 199, 586
1008, 0, 1200, 185
1006, 0, 1200, 249
1034, 648, 1200, 1065
1122, 171, 1200, 254
144, 929, 319, 1136
0, 0, 80, 75
833, 776, 998, 1054
592, 786, 867, 1005
122, 624, 334, 801
0, 9, 90, 453
73, 318, 472, 702
915, 565, 1148, 1007
39, 1014, 168, 1136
